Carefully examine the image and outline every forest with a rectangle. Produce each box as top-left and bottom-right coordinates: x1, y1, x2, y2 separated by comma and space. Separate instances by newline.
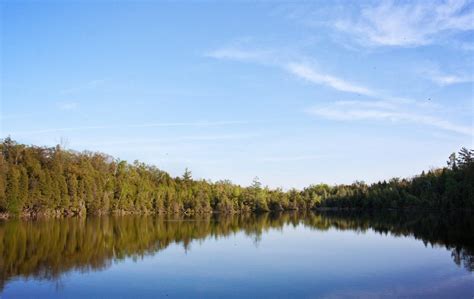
0, 137, 473, 217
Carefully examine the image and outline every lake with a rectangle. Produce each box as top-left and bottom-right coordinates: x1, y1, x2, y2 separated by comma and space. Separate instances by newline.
0, 211, 473, 298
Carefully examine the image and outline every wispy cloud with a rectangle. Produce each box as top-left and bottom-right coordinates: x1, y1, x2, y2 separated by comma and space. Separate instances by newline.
208, 47, 432, 107
57, 101, 78, 111
60, 79, 107, 95
430, 74, 473, 86
260, 154, 329, 162
67, 134, 260, 159
286, 63, 376, 96
334, 0, 474, 47
77, 134, 260, 147
208, 46, 471, 135
209, 46, 378, 96
458, 41, 474, 51
307, 101, 472, 136
419, 65, 474, 86
9, 120, 251, 136
0, 113, 37, 121
334, 100, 398, 110
206, 48, 273, 64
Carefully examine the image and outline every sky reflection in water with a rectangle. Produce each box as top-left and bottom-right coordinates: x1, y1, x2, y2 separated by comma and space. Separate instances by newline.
1, 212, 473, 298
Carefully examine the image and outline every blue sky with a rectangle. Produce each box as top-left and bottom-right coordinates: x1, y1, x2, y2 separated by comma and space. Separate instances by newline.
1, 0, 473, 188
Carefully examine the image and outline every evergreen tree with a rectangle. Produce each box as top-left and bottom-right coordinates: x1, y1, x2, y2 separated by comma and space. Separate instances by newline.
182, 168, 192, 182
0, 138, 472, 216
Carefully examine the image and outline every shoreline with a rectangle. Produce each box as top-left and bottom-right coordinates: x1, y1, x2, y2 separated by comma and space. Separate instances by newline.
1, 207, 472, 221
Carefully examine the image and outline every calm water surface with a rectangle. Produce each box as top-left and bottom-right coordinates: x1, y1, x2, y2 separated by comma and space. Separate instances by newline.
1, 212, 473, 298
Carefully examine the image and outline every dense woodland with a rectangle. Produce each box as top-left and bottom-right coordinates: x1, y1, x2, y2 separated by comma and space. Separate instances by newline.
0, 137, 473, 217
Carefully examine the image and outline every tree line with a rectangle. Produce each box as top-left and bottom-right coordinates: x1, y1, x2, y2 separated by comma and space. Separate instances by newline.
0, 137, 472, 217
314, 147, 474, 210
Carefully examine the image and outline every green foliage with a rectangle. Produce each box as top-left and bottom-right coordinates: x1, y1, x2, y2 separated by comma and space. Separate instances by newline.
0, 138, 472, 216
182, 168, 192, 182
316, 148, 474, 210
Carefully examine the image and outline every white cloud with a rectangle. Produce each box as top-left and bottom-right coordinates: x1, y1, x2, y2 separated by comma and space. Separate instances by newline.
9, 120, 251, 135
60, 79, 107, 95
0, 113, 36, 121
459, 41, 474, 51
208, 46, 471, 136
206, 48, 272, 63
429, 73, 473, 86
335, 0, 474, 47
260, 154, 328, 162
57, 101, 78, 111
419, 65, 474, 86
208, 47, 378, 96
77, 134, 260, 148
334, 100, 398, 110
307, 103, 472, 136
286, 63, 376, 96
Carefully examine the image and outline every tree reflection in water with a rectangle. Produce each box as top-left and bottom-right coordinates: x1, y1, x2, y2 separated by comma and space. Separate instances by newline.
0, 211, 472, 291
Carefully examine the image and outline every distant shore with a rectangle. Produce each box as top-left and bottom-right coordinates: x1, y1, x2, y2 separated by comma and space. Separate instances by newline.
1, 139, 473, 218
